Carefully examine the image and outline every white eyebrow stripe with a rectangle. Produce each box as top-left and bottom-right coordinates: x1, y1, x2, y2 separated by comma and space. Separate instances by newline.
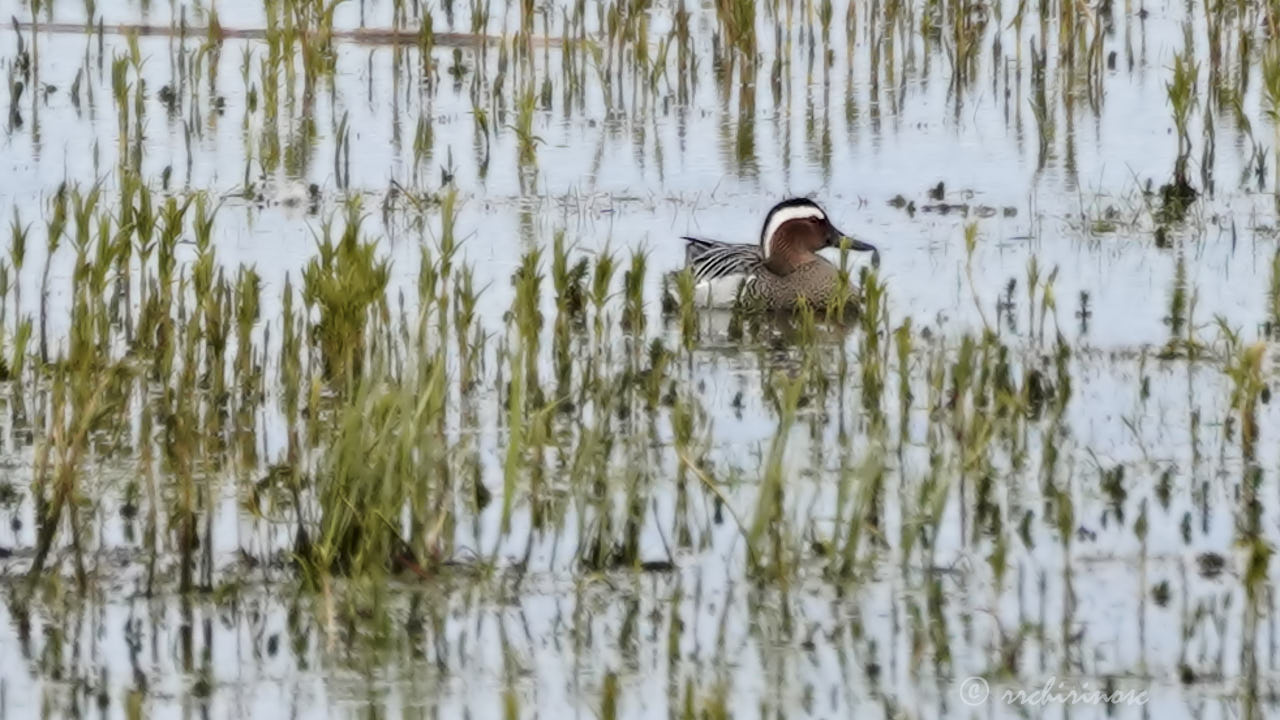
761, 206, 826, 258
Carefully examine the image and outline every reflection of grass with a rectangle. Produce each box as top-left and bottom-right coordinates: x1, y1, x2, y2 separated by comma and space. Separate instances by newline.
1268, 250, 1280, 337
12, 19, 566, 47
1263, 45, 1280, 198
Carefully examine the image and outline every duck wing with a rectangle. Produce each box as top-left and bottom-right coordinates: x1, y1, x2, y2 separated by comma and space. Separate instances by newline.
680, 237, 763, 283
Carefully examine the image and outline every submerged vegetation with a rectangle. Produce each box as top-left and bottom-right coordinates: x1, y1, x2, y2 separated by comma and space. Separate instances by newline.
2, 0, 1280, 717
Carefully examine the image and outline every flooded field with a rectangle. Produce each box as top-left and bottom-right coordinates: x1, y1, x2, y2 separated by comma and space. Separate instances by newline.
1, 0, 1280, 717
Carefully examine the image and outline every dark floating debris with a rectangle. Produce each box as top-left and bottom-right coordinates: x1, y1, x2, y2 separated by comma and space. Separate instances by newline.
1196, 552, 1226, 579
889, 189, 1014, 220
1158, 176, 1198, 223
923, 202, 969, 216
1154, 226, 1170, 248
1151, 580, 1171, 606
888, 194, 916, 216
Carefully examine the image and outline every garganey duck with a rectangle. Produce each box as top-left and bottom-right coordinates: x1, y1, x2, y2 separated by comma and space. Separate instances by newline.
678, 198, 879, 310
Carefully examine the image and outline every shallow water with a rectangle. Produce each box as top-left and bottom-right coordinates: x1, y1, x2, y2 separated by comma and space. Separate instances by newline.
1, 0, 1280, 717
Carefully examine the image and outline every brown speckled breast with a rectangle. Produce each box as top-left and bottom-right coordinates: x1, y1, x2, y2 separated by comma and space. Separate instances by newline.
746, 257, 841, 310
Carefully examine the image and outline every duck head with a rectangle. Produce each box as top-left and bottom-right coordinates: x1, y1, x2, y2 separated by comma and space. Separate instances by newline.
760, 198, 879, 276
